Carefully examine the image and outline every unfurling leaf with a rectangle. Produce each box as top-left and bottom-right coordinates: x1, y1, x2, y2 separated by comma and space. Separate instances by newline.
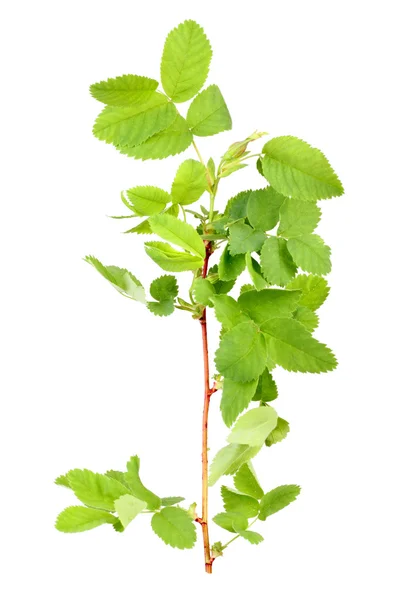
186, 85, 232, 136
258, 484, 301, 520
215, 321, 268, 382
171, 159, 208, 205
145, 241, 203, 272
151, 507, 196, 549
114, 495, 147, 528
56, 506, 119, 533
227, 406, 278, 446
233, 462, 264, 500
220, 378, 258, 427
85, 256, 146, 303
90, 75, 158, 106
266, 417, 290, 446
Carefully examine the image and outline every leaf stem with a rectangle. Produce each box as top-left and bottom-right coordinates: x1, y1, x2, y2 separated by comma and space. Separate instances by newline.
220, 517, 259, 551
192, 140, 206, 166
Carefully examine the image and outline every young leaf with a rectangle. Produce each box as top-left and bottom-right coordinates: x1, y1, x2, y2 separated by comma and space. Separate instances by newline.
286, 274, 330, 310
55, 474, 71, 488
227, 406, 278, 446
211, 295, 249, 331
85, 256, 146, 303
125, 456, 161, 510
247, 187, 286, 231
277, 197, 321, 237
149, 214, 205, 258
236, 530, 264, 544
186, 85, 232, 136
193, 278, 215, 307
161, 496, 185, 507
218, 246, 246, 281
207, 265, 235, 295
221, 486, 260, 518
209, 443, 263, 486
262, 317, 337, 373
238, 289, 301, 327
171, 159, 208, 205
114, 494, 147, 528
233, 462, 264, 500
265, 417, 290, 446
261, 136, 344, 201
124, 219, 153, 235
245, 253, 267, 290
151, 507, 196, 549
66, 469, 129, 511
215, 321, 268, 382
228, 222, 266, 255
145, 241, 203, 272
150, 275, 178, 302
161, 20, 212, 103
93, 93, 177, 148
55, 506, 119, 533
260, 237, 297, 286
258, 485, 301, 521
220, 378, 258, 427
104, 470, 128, 486
293, 306, 319, 332
90, 74, 158, 106
213, 512, 248, 533
147, 300, 174, 317
287, 234, 332, 275
125, 186, 171, 216
252, 368, 278, 402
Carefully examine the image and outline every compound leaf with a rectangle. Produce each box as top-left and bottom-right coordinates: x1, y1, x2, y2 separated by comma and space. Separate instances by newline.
186, 85, 232, 136
215, 321, 267, 382
90, 74, 158, 106
151, 506, 196, 549
55, 506, 118, 533
258, 484, 301, 521
66, 469, 129, 511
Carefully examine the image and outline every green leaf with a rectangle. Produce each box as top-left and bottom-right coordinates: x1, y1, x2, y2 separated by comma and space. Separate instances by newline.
145, 241, 203, 272
207, 265, 235, 295
213, 511, 248, 533
215, 321, 267, 382
278, 197, 321, 237
220, 378, 258, 427
85, 256, 146, 302
252, 368, 278, 402
236, 530, 264, 544
90, 74, 158, 106
293, 306, 319, 332
287, 234, 331, 275
150, 275, 178, 301
125, 186, 171, 216
55, 474, 71, 488
125, 456, 161, 510
228, 406, 278, 446
93, 93, 177, 148
221, 486, 259, 518
66, 469, 129, 511
240, 284, 255, 295
161, 496, 185, 507
114, 494, 147, 528
186, 85, 232, 136
193, 278, 215, 307
218, 246, 246, 281
55, 506, 118, 533
258, 484, 301, 521
228, 222, 265, 255
118, 115, 193, 160
247, 187, 286, 231
260, 237, 297, 286
286, 274, 329, 310
151, 506, 196, 549
238, 288, 301, 327
225, 190, 251, 221
262, 317, 337, 373
266, 417, 290, 446
149, 214, 205, 258
261, 136, 344, 201
104, 470, 128, 486
209, 443, 263, 486
245, 253, 267, 290
171, 159, 208, 205
211, 295, 249, 331
233, 462, 264, 500
124, 219, 153, 235
161, 20, 212, 103
147, 300, 174, 317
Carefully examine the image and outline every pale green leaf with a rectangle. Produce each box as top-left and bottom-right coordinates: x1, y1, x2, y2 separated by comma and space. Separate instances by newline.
84, 256, 146, 303
151, 506, 196, 549
221, 486, 259, 518
252, 368, 278, 402
124, 219, 153, 235
233, 462, 264, 500
125, 186, 171, 216
286, 274, 330, 310
278, 197, 321, 237
236, 530, 264, 544
55, 506, 118, 533
262, 136, 344, 201
260, 237, 297, 286
186, 85, 232, 136
228, 222, 265, 255
218, 245, 246, 281
293, 306, 319, 332
125, 456, 161, 510
90, 74, 158, 106
258, 485, 301, 521
287, 234, 331, 275
245, 253, 267, 290
161, 496, 185, 507
55, 474, 71, 488
238, 288, 301, 327
225, 190, 251, 221
193, 278, 215, 307
215, 321, 268, 382
266, 417, 290, 446
247, 187, 286, 231
149, 213, 205, 258
228, 406, 278, 446
114, 494, 147, 528
220, 378, 258, 427
161, 20, 212, 103
213, 511, 248, 533
104, 470, 128, 486
209, 443, 262, 486
211, 295, 249, 331
262, 317, 337, 373
145, 241, 203, 272
171, 159, 208, 205
66, 469, 129, 511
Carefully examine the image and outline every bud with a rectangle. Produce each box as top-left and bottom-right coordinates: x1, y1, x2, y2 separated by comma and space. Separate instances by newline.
221, 131, 268, 161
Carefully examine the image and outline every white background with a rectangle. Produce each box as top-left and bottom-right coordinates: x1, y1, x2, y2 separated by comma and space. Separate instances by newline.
1, 0, 399, 598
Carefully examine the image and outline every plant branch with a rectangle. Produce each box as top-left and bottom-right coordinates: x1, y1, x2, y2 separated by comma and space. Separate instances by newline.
192, 140, 206, 166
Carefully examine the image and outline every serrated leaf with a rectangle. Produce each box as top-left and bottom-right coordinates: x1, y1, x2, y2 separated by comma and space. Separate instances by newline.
114, 494, 147, 528
207, 265, 235, 295
85, 256, 146, 302
215, 321, 267, 382
238, 289, 301, 327
104, 470, 128, 486
221, 486, 259, 518
245, 253, 267, 290
247, 187, 286, 231
236, 530, 264, 544
262, 136, 344, 201
125, 186, 170, 216
293, 306, 319, 332
213, 511, 248, 533
151, 506, 196, 549
262, 317, 337, 373
220, 378, 258, 427
209, 443, 263, 486
93, 93, 176, 148
228, 406, 278, 446
171, 159, 208, 205
193, 278, 215, 307
147, 300, 174, 317
149, 214, 205, 258
240, 284, 255, 295
211, 295, 249, 331
124, 219, 153, 235
66, 469, 129, 511
278, 197, 321, 237
186, 85, 232, 136
260, 237, 297, 286
286, 274, 330, 310
266, 417, 290, 446
161, 496, 185, 507
225, 190, 251, 221
253, 368, 278, 402
161, 20, 212, 103
125, 456, 161, 510
233, 462, 264, 500
145, 241, 203, 272
55, 506, 118, 533
55, 474, 71, 488
287, 234, 331, 275
218, 245, 246, 281
150, 275, 178, 301
118, 114, 193, 160
90, 74, 158, 106
228, 222, 265, 255
258, 485, 301, 521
